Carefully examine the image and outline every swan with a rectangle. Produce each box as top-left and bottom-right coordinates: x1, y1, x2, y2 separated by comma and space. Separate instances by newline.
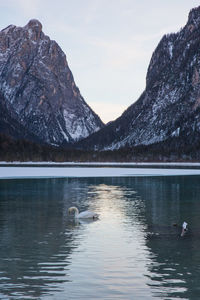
68, 206, 99, 219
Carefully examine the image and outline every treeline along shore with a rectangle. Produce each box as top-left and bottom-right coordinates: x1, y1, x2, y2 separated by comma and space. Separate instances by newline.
1, 133, 200, 163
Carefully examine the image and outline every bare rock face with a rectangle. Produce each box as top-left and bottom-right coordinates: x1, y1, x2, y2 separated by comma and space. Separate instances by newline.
78, 6, 200, 150
0, 19, 103, 145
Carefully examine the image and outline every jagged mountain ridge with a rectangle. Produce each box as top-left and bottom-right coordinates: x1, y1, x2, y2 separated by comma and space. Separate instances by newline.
77, 6, 200, 151
0, 19, 104, 145
0, 93, 42, 143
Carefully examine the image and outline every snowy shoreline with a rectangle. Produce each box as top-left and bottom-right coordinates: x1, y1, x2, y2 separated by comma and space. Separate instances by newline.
1, 161, 200, 167
1, 165, 200, 179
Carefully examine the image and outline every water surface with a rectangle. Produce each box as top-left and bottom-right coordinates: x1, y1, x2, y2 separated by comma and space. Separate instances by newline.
0, 176, 200, 299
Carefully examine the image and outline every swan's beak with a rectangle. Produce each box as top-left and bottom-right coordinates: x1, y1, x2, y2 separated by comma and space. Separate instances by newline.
68, 208, 71, 214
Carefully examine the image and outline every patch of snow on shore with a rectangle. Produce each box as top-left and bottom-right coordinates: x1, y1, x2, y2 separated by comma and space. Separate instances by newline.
1, 166, 200, 179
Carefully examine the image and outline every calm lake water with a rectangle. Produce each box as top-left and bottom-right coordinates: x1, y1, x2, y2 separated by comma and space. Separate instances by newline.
0, 176, 200, 299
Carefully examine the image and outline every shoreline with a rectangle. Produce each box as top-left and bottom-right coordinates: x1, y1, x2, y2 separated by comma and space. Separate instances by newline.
1, 161, 200, 169
1, 165, 200, 179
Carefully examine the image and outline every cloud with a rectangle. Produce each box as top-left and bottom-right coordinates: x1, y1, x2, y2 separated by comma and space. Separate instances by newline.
83, 0, 102, 24
89, 37, 151, 70
7, 0, 41, 16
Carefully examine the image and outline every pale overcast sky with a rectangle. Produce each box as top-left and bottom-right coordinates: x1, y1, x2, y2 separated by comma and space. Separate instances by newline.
1, 0, 200, 123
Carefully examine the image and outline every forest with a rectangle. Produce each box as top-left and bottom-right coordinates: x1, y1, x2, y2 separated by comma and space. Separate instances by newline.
1, 132, 200, 162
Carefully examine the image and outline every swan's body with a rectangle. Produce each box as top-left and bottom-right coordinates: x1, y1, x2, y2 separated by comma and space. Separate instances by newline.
68, 206, 99, 219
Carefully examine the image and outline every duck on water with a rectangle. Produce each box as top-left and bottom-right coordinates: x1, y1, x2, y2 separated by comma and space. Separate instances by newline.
181, 221, 188, 237
147, 221, 189, 239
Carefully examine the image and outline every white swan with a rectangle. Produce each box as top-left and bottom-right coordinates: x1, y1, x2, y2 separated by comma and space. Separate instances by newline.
68, 206, 99, 219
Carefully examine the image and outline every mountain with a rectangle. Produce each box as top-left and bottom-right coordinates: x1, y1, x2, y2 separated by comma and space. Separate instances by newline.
77, 6, 200, 151
0, 19, 104, 146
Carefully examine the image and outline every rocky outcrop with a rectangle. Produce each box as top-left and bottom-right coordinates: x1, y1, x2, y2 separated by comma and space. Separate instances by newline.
0, 19, 104, 145
77, 6, 200, 150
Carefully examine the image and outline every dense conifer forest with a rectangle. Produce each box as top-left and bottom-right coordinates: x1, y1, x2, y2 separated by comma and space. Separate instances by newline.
1, 133, 200, 162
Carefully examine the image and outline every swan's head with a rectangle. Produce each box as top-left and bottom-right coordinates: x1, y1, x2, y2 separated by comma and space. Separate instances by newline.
68, 207, 78, 215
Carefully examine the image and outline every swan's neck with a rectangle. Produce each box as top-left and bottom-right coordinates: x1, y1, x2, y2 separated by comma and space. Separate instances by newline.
73, 207, 79, 217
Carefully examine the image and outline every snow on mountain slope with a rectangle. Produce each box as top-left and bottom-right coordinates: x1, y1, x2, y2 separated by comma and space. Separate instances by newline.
0, 19, 104, 145
77, 6, 200, 150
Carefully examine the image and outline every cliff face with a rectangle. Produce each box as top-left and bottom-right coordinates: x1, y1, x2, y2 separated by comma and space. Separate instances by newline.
0, 19, 104, 145
77, 6, 200, 150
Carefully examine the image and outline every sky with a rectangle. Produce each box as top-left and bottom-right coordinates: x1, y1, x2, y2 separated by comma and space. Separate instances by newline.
0, 0, 200, 123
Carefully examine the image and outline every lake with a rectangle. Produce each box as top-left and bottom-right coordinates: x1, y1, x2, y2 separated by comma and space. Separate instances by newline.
0, 175, 200, 299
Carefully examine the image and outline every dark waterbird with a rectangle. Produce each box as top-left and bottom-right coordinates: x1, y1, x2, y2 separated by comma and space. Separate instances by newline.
146, 222, 191, 240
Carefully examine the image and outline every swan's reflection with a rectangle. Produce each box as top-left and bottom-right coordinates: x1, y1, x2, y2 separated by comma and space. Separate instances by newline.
0, 179, 84, 299
0, 176, 200, 299
69, 217, 99, 226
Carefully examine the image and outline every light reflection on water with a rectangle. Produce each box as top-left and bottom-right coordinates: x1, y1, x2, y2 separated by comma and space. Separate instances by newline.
0, 176, 200, 299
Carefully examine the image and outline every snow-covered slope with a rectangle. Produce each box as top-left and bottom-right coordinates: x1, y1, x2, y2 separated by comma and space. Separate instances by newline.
0, 19, 104, 145
77, 6, 200, 150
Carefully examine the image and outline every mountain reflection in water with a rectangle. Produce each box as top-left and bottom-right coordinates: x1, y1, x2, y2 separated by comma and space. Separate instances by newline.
0, 176, 199, 299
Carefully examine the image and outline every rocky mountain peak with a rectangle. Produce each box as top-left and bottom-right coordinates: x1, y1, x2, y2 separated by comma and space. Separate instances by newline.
0, 20, 104, 145
26, 19, 42, 30
24, 19, 43, 40
146, 6, 200, 89
187, 6, 200, 27
77, 5, 200, 151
